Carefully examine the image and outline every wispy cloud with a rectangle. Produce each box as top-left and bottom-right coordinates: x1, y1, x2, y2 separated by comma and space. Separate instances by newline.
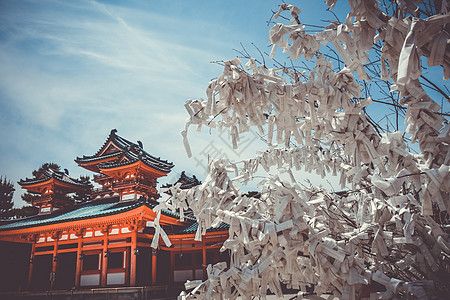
0, 0, 238, 205
0, 0, 343, 207
0, 0, 229, 131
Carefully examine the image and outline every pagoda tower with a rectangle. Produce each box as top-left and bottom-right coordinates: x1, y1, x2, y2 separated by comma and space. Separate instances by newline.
75, 129, 174, 201
162, 171, 201, 192
18, 168, 89, 214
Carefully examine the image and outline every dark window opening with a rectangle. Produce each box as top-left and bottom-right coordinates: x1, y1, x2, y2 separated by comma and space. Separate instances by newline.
30, 254, 52, 291
55, 252, 76, 289
59, 243, 78, 250
175, 253, 192, 267
108, 252, 124, 269
35, 246, 54, 252
206, 251, 215, 265
195, 252, 202, 266
219, 249, 230, 268
83, 254, 99, 271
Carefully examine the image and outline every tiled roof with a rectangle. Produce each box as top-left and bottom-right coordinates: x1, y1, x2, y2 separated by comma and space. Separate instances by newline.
75, 129, 174, 173
146, 201, 196, 222
0, 197, 194, 232
175, 222, 229, 235
0, 197, 131, 231
98, 150, 173, 173
18, 169, 89, 187
75, 151, 122, 163
162, 171, 201, 190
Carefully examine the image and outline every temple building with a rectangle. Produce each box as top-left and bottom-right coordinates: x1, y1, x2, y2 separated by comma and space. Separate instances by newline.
18, 168, 90, 215
0, 130, 229, 297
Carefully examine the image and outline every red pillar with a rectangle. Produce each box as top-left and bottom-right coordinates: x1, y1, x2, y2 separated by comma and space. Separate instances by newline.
101, 227, 109, 287
50, 233, 60, 290
151, 249, 157, 285
27, 240, 36, 290
202, 239, 207, 280
75, 231, 84, 288
130, 229, 137, 286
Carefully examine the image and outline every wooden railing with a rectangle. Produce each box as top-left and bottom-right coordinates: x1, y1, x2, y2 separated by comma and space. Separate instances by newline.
0, 285, 171, 299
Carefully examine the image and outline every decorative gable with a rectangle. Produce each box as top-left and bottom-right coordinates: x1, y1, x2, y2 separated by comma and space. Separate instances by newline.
99, 141, 122, 157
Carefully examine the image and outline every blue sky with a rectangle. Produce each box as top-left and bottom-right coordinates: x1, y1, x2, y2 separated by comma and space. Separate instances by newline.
0, 0, 358, 206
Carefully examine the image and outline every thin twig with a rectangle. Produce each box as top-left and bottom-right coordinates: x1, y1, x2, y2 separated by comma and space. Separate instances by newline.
420, 75, 450, 101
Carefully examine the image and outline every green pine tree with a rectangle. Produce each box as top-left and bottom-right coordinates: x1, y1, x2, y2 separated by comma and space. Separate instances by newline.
74, 175, 93, 204
0, 176, 14, 217
22, 163, 61, 204
32, 162, 60, 177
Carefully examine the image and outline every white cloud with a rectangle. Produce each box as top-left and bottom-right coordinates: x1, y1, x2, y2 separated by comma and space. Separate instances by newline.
0, 0, 345, 208
0, 0, 239, 206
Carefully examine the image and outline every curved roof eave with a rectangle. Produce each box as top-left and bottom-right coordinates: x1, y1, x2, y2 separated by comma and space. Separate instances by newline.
98, 158, 173, 174
0, 198, 194, 234
76, 129, 174, 171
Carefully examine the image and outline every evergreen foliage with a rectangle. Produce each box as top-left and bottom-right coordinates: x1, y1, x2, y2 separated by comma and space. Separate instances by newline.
0, 176, 14, 217
21, 163, 61, 204
74, 175, 93, 204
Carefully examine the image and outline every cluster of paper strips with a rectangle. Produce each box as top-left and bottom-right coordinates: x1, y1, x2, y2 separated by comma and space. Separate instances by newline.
156, 1, 450, 299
